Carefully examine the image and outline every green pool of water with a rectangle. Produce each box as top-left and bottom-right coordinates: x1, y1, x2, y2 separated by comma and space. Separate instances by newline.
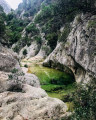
28, 63, 76, 100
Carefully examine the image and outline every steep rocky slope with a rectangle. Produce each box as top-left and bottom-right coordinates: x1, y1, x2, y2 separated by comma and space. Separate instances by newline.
12, 0, 52, 59
43, 14, 96, 83
11, 0, 96, 59
0, 42, 68, 119
0, 0, 11, 14
17, 9, 51, 59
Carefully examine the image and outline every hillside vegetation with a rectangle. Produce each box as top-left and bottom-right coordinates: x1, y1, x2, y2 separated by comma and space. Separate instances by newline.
1, 0, 95, 51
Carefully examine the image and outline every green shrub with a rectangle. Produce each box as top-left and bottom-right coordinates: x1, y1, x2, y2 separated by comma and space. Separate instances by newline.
6, 13, 29, 46
9, 32, 21, 44
87, 20, 96, 29
42, 46, 52, 55
8, 74, 13, 79
23, 49, 27, 55
93, 52, 96, 56
24, 64, 28, 68
11, 68, 18, 73
34, 36, 42, 44
27, 42, 31, 47
20, 36, 31, 47
23, 12, 29, 17
35, 5, 52, 23
59, 25, 70, 42
76, 15, 82, 23
0, 16, 5, 36
24, 36, 31, 47
61, 93, 74, 102
71, 79, 96, 120
46, 32, 58, 50
13, 45, 20, 53
26, 23, 39, 35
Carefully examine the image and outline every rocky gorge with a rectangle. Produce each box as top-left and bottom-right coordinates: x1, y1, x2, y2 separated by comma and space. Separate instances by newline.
0, 0, 96, 120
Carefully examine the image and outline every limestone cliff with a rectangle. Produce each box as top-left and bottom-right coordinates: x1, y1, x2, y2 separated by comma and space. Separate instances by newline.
43, 14, 96, 83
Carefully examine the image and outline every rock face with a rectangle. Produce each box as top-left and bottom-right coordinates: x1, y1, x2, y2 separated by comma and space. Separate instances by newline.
19, 41, 40, 59
0, 0, 11, 14
13, 9, 51, 59
0, 93, 67, 120
43, 14, 96, 83
0, 44, 68, 120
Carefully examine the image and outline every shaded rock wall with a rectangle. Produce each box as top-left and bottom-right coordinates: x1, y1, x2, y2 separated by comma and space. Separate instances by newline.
43, 14, 96, 83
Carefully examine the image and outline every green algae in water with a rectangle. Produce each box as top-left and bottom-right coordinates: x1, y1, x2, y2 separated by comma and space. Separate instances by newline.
29, 64, 75, 85
28, 63, 76, 111
42, 83, 76, 99
28, 64, 75, 99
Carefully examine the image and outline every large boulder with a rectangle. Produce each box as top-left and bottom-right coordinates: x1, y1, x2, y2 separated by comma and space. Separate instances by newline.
0, 91, 67, 120
0, 44, 20, 72
0, 45, 40, 92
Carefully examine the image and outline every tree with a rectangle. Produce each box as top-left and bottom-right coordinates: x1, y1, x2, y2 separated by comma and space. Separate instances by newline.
0, 16, 5, 36
23, 49, 27, 55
